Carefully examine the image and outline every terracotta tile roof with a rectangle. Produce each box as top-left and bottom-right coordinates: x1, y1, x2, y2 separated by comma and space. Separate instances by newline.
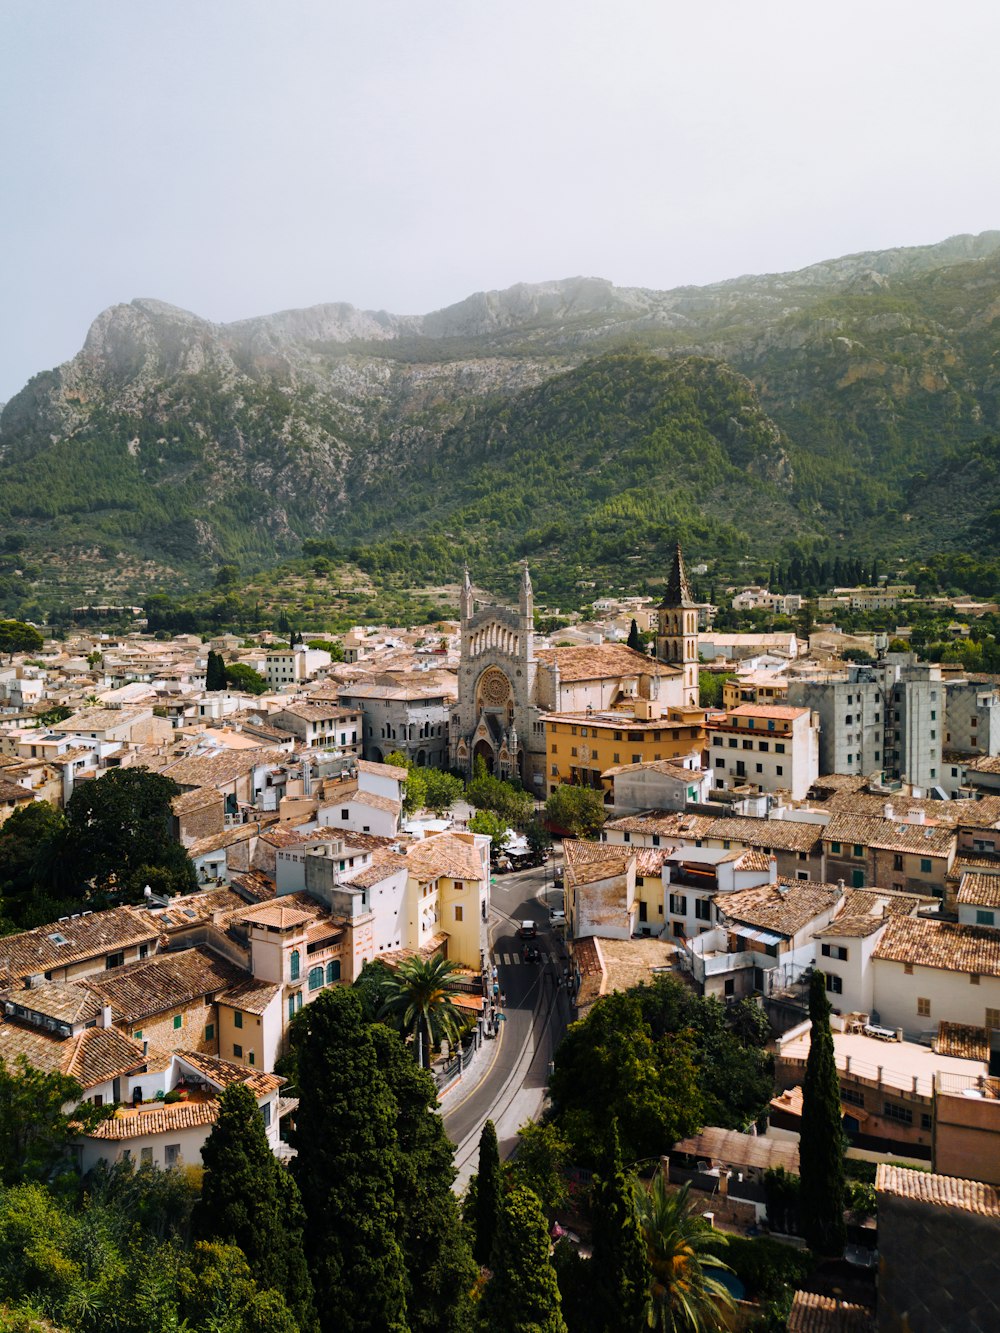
65, 1027, 148, 1086
734, 849, 773, 872
1, 980, 102, 1025
176, 1050, 283, 1097
633, 848, 670, 877
815, 889, 929, 938
274, 703, 355, 722
349, 790, 401, 815
87, 1101, 221, 1140
51, 707, 147, 732
824, 812, 955, 856
593, 936, 677, 996
161, 749, 285, 789
217, 979, 281, 1016
0, 907, 158, 987
82, 946, 248, 1022
228, 869, 277, 901
230, 900, 318, 930
787, 1291, 874, 1332
957, 872, 1000, 908
0, 779, 33, 803
964, 755, 1000, 776
674, 1127, 799, 1174
565, 839, 631, 865
536, 644, 681, 682
718, 880, 843, 938
828, 790, 1000, 829
726, 704, 810, 720
404, 834, 484, 882
136, 887, 251, 934
568, 857, 631, 887
0, 1021, 145, 1089
358, 758, 408, 781
947, 855, 1000, 885
603, 811, 715, 839
704, 815, 823, 854
873, 917, 1000, 978
571, 936, 604, 1011
187, 824, 265, 859
934, 1021, 991, 1062
171, 787, 221, 815
343, 849, 407, 889
876, 1163, 1000, 1217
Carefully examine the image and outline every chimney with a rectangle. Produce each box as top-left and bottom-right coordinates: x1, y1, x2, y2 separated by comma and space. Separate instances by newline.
142, 1039, 149, 1057
837, 878, 845, 896
101, 1004, 113, 1028
768, 856, 778, 884
883, 802, 894, 819
908, 808, 925, 824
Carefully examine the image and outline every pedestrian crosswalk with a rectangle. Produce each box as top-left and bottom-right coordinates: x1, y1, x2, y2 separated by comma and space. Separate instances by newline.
499, 951, 551, 966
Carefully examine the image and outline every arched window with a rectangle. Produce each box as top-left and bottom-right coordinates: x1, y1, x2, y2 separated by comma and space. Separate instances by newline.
308, 965, 324, 991
326, 960, 341, 984
290, 950, 300, 981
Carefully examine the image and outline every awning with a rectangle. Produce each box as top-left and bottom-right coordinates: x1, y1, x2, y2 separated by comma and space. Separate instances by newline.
734, 927, 784, 946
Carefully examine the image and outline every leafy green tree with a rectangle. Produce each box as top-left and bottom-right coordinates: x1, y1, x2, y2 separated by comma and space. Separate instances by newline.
0, 801, 70, 924
800, 971, 847, 1256
637, 1175, 734, 1333
177, 1240, 299, 1333
377, 954, 466, 1068
206, 649, 228, 691
0, 1056, 108, 1185
307, 637, 346, 662
0, 620, 44, 660
290, 988, 408, 1333
469, 808, 509, 845
422, 768, 464, 815
370, 1026, 477, 1333
62, 766, 195, 897
549, 989, 703, 1165
224, 662, 268, 695
34, 703, 73, 727
214, 564, 240, 587
384, 750, 428, 816
525, 817, 553, 855
466, 772, 534, 826
510, 1119, 570, 1217
480, 1184, 567, 1333
590, 1121, 649, 1333
194, 1082, 316, 1330
544, 785, 606, 840
698, 670, 734, 709
472, 1119, 503, 1268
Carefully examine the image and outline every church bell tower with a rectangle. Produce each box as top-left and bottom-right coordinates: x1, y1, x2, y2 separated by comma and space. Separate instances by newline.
656, 541, 699, 706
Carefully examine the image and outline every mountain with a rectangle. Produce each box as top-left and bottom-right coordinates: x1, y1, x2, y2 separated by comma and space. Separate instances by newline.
2, 231, 1000, 615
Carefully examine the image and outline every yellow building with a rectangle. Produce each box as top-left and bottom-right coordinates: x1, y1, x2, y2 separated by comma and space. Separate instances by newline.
544, 700, 706, 799
722, 674, 790, 710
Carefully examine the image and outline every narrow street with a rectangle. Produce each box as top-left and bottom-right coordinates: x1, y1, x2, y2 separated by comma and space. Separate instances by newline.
443, 860, 573, 1191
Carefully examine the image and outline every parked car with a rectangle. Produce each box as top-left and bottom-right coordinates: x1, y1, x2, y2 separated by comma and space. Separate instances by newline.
550, 908, 566, 927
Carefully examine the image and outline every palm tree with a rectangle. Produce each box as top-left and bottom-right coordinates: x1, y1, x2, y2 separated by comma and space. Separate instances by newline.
377, 953, 466, 1067
636, 1174, 736, 1333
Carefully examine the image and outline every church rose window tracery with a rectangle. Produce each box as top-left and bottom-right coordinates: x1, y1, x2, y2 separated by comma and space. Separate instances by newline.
477, 667, 512, 709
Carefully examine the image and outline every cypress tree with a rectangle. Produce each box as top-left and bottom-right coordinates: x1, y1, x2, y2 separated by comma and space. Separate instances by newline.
480, 1184, 568, 1333
291, 988, 408, 1333
473, 1119, 503, 1267
626, 619, 641, 651
193, 1082, 316, 1331
800, 971, 847, 1255
370, 1026, 477, 1333
206, 650, 227, 691
589, 1120, 648, 1333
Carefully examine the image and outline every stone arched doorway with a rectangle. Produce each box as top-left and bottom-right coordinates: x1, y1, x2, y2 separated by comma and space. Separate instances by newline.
473, 739, 495, 775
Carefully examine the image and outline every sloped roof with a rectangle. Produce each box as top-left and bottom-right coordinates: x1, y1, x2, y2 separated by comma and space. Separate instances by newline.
876, 1164, 1000, 1218
82, 946, 248, 1022
957, 872, 1000, 908
536, 644, 681, 682
0, 907, 158, 986
404, 834, 483, 882
704, 815, 823, 853
873, 917, 1000, 977
718, 880, 843, 938
787, 1291, 874, 1333
87, 1101, 220, 1140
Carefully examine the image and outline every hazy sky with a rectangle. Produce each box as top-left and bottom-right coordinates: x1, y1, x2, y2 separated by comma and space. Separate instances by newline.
2, 0, 999, 401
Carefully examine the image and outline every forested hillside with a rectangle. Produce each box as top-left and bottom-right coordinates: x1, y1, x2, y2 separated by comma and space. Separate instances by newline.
2, 231, 1000, 617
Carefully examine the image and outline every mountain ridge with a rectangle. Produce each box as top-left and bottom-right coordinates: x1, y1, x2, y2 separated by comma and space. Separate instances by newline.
2, 229, 1000, 617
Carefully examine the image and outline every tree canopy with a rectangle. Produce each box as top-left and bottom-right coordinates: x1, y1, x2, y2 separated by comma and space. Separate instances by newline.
545, 786, 606, 839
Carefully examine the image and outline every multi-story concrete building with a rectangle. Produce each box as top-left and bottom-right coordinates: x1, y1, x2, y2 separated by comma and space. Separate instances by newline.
707, 704, 819, 801
788, 660, 944, 791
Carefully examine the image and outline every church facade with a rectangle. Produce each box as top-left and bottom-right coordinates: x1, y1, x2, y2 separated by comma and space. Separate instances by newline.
450, 547, 700, 792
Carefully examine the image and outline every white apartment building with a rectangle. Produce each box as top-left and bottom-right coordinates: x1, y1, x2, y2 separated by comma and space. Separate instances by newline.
264, 647, 331, 689
871, 916, 1000, 1039
707, 704, 819, 801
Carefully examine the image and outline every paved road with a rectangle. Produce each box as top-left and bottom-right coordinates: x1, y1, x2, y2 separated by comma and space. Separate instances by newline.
444, 859, 572, 1191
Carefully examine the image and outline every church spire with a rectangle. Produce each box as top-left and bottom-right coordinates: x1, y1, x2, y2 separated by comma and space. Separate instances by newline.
519, 561, 533, 622
659, 541, 696, 609
460, 566, 473, 621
